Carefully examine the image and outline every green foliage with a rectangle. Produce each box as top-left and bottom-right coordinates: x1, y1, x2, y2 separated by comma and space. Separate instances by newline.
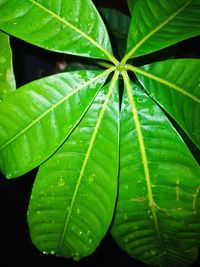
0, 1, 200, 266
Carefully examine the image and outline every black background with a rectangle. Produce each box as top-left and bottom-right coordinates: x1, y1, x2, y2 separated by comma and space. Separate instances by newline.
0, 1, 200, 266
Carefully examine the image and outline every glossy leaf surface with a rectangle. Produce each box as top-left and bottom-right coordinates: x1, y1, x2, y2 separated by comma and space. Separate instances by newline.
127, 0, 134, 15
28, 75, 119, 259
134, 59, 200, 149
0, 31, 15, 100
0, 70, 110, 178
99, 8, 131, 59
0, 0, 117, 63
112, 77, 200, 267
124, 0, 200, 61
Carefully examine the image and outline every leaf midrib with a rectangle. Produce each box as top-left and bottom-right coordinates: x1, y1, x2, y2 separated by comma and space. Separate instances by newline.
122, 0, 192, 63
29, 0, 118, 65
122, 71, 164, 254
0, 69, 114, 151
57, 70, 119, 254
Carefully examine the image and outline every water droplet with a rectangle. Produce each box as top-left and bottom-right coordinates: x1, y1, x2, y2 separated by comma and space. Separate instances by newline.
76, 207, 80, 214
6, 173, 12, 178
150, 249, 156, 256
147, 210, 151, 214
86, 230, 91, 236
88, 239, 93, 245
78, 231, 83, 236
198, 84, 200, 87
50, 250, 55, 255
88, 173, 95, 183
123, 99, 128, 105
148, 106, 154, 116
43, 251, 47, 255
57, 176, 65, 187
36, 210, 41, 215
114, 97, 118, 103
0, 57, 6, 64
137, 97, 144, 103
73, 252, 80, 261
149, 92, 155, 98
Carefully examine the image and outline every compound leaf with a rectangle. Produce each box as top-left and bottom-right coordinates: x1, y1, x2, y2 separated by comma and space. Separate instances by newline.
0, 69, 110, 178
28, 74, 119, 259
99, 8, 131, 59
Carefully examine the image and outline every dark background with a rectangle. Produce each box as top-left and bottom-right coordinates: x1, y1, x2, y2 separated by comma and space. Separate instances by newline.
0, 1, 200, 266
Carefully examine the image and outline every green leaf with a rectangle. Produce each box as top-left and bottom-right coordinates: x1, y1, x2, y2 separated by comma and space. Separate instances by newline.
0, 0, 118, 64
99, 8, 131, 60
111, 75, 200, 267
28, 72, 119, 259
0, 30, 15, 100
127, 0, 134, 15
0, 69, 112, 178
123, 0, 200, 62
131, 59, 200, 149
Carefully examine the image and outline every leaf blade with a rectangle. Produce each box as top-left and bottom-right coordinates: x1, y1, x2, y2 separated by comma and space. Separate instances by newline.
111, 76, 200, 267
28, 72, 120, 259
99, 8, 131, 60
0, 0, 117, 63
0, 69, 111, 178
124, 0, 200, 61
131, 59, 200, 148
0, 30, 16, 100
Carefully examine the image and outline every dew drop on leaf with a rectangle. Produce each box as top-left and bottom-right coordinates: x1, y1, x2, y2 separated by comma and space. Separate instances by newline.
76, 207, 80, 214
78, 231, 83, 236
57, 176, 65, 187
50, 250, 55, 255
137, 97, 144, 103
86, 230, 91, 236
0, 56, 6, 63
88, 239, 93, 245
149, 92, 155, 97
73, 252, 80, 261
88, 174, 95, 183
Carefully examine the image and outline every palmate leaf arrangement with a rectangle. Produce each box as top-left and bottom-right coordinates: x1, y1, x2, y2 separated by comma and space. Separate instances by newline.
0, 0, 200, 266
